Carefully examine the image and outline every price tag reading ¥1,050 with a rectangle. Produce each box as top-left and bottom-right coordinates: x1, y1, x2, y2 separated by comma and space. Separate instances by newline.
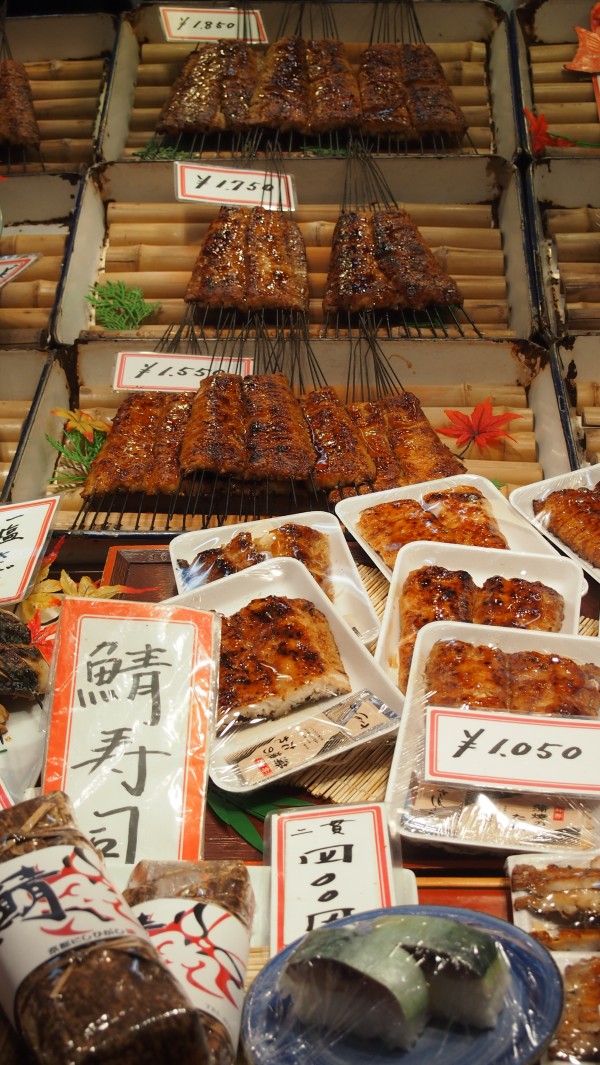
159, 7, 267, 43
0, 496, 60, 605
113, 352, 254, 392
174, 162, 296, 211
0, 254, 40, 290
425, 706, 600, 797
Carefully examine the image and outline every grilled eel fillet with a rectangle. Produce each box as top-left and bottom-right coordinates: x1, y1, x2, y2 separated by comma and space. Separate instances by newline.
373, 209, 463, 309
357, 43, 414, 136
305, 38, 362, 133
0, 60, 40, 148
532, 486, 600, 569
219, 40, 258, 131
358, 499, 451, 569
302, 387, 377, 489
179, 372, 247, 475
549, 957, 600, 1062
399, 565, 476, 691
248, 36, 309, 132
244, 373, 315, 480
407, 80, 468, 137
347, 402, 406, 491
185, 205, 249, 309
146, 393, 194, 495
473, 576, 564, 631
425, 639, 600, 717
267, 523, 333, 598
381, 392, 466, 481
246, 208, 309, 312
400, 43, 446, 84
217, 595, 351, 730
177, 531, 266, 588
422, 485, 508, 549
323, 211, 398, 313
156, 44, 226, 135
82, 393, 168, 498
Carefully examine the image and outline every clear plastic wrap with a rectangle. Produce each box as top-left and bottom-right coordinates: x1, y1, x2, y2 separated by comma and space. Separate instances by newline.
386, 622, 600, 852
507, 850, 600, 1063
0, 792, 209, 1065
124, 859, 255, 1065
241, 905, 564, 1064
175, 557, 403, 793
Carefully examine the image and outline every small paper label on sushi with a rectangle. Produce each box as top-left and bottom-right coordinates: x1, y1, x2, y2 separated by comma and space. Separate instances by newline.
174, 162, 297, 211
0, 496, 60, 605
269, 803, 396, 953
113, 351, 254, 392
0, 254, 40, 289
425, 706, 600, 796
159, 7, 267, 43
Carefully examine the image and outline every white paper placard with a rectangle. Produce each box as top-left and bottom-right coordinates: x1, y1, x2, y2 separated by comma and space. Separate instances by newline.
0, 254, 40, 289
113, 351, 254, 391
0, 496, 60, 605
159, 6, 267, 43
0, 775, 13, 809
43, 599, 217, 870
269, 803, 396, 955
174, 161, 296, 210
425, 706, 600, 796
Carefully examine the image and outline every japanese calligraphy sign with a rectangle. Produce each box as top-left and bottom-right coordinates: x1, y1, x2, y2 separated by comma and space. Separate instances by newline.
43, 599, 218, 870
113, 351, 254, 392
425, 706, 600, 797
0, 254, 40, 290
159, 6, 267, 43
174, 161, 296, 210
269, 804, 395, 954
0, 496, 60, 605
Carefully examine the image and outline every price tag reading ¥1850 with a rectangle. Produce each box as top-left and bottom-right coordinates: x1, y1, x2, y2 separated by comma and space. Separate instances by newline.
113, 352, 254, 392
425, 706, 600, 797
174, 162, 296, 211
0, 254, 40, 289
0, 497, 60, 605
159, 7, 267, 43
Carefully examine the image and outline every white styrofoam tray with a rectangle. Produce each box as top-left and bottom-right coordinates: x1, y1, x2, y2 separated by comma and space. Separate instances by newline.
374, 540, 585, 692
510, 463, 600, 585
169, 510, 379, 644
335, 473, 562, 582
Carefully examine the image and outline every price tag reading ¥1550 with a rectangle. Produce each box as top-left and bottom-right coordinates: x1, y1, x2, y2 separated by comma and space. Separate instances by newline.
0, 496, 60, 605
113, 352, 254, 392
425, 706, 600, 797
174, 162, 296, 211
159, 7, 267, 43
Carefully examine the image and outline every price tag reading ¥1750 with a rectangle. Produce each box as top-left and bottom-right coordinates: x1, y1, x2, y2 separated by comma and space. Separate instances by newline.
159, 7, 267, 43
425, 706, 600, 797
174, 162, 296, 211
0, 254, 40, 289
0, 496, 60, 605
113, 352, 254, 392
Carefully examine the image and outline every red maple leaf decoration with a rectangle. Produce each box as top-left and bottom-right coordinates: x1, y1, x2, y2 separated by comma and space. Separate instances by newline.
26, 610, 58, 665
523, 108, 577, 155
438, 397, 522, 451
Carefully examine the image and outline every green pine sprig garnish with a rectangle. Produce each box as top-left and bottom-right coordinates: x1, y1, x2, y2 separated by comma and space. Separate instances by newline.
134, 139, 194, 161
46, 408, 111, 490
86, 280, 160, 331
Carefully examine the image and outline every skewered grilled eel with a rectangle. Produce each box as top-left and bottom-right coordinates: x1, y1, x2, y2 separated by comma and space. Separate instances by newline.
82, 393, 168, 498
0, 60, 40, 148
302, 387, 377, 489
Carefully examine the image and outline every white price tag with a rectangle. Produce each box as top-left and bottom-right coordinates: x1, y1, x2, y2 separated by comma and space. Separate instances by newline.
159, 6, 267, 43
113, 351, 254, 391
269, 804, 395, 955
425, 706, 600, 797
174, 161, 296, 211
0, 254, 40, 289
43, 599, 217, 869
0, 497, 60, 605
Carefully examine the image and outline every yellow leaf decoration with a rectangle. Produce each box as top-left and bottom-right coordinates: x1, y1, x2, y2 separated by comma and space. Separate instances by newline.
59, 570, 79, 597
51, 408, 112, 443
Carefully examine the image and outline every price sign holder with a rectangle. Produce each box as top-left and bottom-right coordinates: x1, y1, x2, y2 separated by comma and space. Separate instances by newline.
113, 351, 254, 391
159, 6, 267, 43
174, 161, 296, 211
0, 496, 60, 605
425, 705, 600, 797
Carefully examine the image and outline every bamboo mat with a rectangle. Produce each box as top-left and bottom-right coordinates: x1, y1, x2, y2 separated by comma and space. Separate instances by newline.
0, 232, 67, 343
94, 198, 512, 340
529, 43, 600, 155
543, 208, 600, 333
124, 39, 491, 158
0, 398, 32, 494
2, 58, 107, 174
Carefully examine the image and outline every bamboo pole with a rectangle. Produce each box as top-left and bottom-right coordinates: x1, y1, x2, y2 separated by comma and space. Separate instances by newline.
554, 233, 600, 261
530, 44, 575, 63
463, 458, 543, 484
530, 61, 577, 83
37, 119, 94, 139
0, 401, 30, 417
581, 406, 600, 426
539, 124, 600, 143
535, 83, 595, 104
30, 78, 102, 100
575, 382, 600, 410
434, 248, 504, 275
34, 97, 99, 121
0, 281, 57, 308
13, 256, 64, 282
24, 59, 105, 80
32, 138, 94, 163
138, 40, 485, 63
564, 280, 600, 302
537, 104, 600, 125
0, 309, 49, 329
0, 442, 16, 462
584, 429, 600, 453
561, 263, 600, 278
545, 207, 599, 234
0, 234, 66, 255
564, 303, 600, 327
0, 419, 25, 441
106, 201, 495, 227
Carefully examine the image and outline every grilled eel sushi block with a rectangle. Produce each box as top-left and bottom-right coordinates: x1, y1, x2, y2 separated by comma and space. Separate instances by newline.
178, 522, 333, 598
532, 485, 600, 569
217, 595, 351, 731
0, 60, 40, 148
399, 566, 476, 691
422, 485, 508, 549
549, 957, 600, 1062
305, 38, 362, 133
425, 639, 600, 717
373, 209, 463, 310
82, 392, 170, 498
248, 36, 309, 132
381, 392, 466, 481
302, 387, 377, 489
473, 576, 564, 631
156, 40, 257, 135
185, 205, 309, 313
244, 373, 315, 480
